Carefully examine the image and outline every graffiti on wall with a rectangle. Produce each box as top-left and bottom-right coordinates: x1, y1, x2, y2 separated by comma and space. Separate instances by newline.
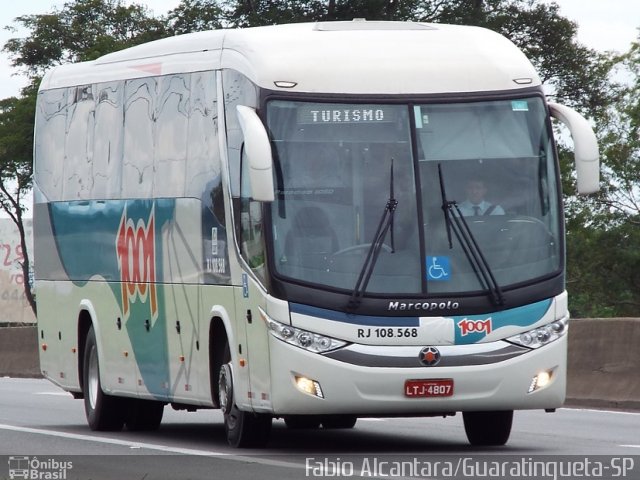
0, 219, 34, 324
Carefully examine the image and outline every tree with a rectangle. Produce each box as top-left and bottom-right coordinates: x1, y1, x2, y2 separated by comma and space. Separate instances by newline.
597, 36, 640, 224
166, 0, 225, 34
564, 34, 640, 318
3, 0, 169, 80
566, 221, 640, 317
0, 89, 37, 313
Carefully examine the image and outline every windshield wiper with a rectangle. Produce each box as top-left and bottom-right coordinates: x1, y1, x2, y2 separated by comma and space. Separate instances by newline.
437, 164, 505, 306
347, 159, 397, 311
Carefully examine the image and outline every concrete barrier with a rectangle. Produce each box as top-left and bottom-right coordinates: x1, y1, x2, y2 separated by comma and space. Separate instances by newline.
566, 318, 640, 410
1, 319, 639, 410
0, 326, 40, 378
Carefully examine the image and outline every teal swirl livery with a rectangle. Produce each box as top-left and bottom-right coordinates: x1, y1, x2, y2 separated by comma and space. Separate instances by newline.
48, 200, 175, 397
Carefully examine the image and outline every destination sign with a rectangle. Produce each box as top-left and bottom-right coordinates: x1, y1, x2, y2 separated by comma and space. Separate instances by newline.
297, 104, 398, 124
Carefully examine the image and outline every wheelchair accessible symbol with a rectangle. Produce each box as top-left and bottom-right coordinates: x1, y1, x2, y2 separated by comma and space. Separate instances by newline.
427, 256, 451, 281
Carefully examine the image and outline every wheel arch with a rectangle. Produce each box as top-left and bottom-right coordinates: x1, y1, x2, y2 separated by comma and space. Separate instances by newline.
208, 306, 235, 408
77, 300, 101, 397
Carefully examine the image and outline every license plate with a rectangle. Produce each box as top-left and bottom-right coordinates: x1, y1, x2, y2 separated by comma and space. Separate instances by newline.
404, 379, 454, 398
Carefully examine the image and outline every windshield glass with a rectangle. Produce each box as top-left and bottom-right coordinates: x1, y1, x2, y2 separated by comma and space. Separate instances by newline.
266, 97, 560, 296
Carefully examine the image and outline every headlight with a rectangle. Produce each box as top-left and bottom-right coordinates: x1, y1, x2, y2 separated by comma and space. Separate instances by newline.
507, 317, 568, 349
259, 308, 347, 353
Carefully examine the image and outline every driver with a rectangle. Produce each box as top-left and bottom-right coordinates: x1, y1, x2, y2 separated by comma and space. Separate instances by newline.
458, 179, 505, 216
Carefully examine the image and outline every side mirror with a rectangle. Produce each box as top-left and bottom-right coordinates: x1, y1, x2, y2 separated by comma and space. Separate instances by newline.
548, 102, 600, 195
236, 105, 275, 202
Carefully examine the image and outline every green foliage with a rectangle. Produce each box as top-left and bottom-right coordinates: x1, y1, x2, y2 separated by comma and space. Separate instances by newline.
322, 0, 420, 22
0, 94, 34, 172
0, 89, 35, 207
596, 37, 640, 225
3, 0, 168, 79
166, 0, 225, 34
220, 0, 326, 27
0, 89, 38, 313
567, 222, 640, 317
557, 32, 640, 317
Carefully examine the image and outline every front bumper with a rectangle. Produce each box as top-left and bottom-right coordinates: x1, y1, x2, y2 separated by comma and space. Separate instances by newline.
268, 333, 566, 415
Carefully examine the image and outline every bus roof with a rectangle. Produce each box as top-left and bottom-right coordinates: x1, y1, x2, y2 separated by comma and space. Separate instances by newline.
39, 21, 541, 95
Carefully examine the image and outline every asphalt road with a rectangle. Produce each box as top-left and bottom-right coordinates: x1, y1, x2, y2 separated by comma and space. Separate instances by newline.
0, 378, 638, 480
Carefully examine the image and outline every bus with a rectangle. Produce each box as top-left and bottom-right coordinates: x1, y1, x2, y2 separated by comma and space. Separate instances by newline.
33, 20, 599, 448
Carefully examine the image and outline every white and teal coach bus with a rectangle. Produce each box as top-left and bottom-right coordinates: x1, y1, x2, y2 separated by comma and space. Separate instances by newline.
33, 20, 599, 447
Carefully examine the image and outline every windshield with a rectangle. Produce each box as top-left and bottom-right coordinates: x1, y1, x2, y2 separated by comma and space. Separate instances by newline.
266, 97, 561, 297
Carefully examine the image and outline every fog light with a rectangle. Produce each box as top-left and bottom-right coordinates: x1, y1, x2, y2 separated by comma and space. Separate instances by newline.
295, 375, 324, 398
528, 369, 553, 393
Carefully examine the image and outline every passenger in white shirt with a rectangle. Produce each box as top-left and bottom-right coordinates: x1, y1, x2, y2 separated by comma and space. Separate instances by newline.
458, 179, 505, 216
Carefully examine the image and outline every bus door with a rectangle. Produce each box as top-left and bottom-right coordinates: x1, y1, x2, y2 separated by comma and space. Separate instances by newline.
232, 149, 273, 411
233, 272, 271, 411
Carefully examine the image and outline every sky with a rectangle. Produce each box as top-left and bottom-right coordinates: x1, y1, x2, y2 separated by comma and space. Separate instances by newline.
0, 0, 639, 98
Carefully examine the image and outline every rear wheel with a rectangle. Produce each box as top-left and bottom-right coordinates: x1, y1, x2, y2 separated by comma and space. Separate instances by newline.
125, 399, 165, 431
83, 326, 125, 431
218, 362, 272, 448
463, 410, 513, 446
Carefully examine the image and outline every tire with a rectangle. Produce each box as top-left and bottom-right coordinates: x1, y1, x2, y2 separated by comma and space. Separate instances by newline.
218, 363, 272, 448
284, 415, 322, 429
463, 410, 513, 446
321, 415, 357, 429
83, 326, 125, 431
125, 398, 165, 431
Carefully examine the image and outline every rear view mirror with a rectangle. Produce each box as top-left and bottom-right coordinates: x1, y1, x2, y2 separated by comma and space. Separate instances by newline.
236, 105, 275, 202
548, 102, 599, 195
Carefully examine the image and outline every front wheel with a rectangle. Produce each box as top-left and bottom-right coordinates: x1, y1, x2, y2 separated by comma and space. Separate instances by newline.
463, 410, 513, 446
83, 326, 125, 431
218, 363, 271, 448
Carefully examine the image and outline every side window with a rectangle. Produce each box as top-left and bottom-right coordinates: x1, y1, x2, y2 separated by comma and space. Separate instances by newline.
64, 85, 95, 199
123, 77, 156, 198
93, 82, 124, 199
34, 88, 69, 200
237, 148, 266, 282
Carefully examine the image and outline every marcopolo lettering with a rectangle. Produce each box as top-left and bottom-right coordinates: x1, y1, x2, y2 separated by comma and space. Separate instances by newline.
388, 300, 460, 311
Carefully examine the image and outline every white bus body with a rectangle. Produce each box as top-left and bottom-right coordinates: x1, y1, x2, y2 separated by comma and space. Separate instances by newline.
33, 21, 598, 447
